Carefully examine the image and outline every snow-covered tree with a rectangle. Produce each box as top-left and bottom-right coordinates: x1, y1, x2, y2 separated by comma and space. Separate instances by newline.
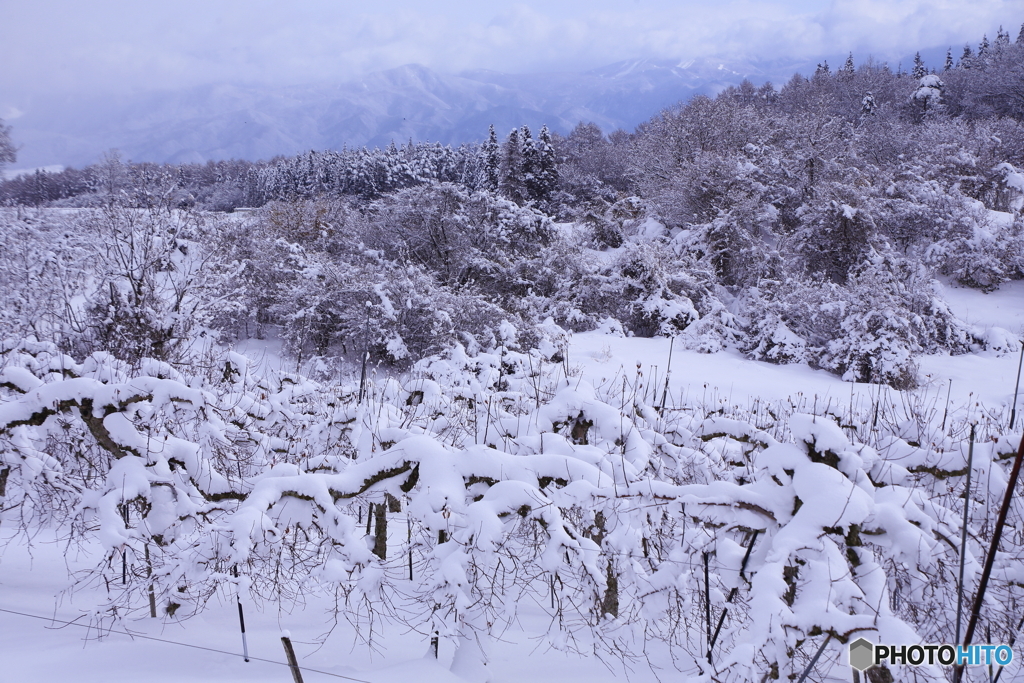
912, 73, 945, 118
841, 53, 855, 77
912, 52, 927, 79
481, 125, 500, 192
499, 128, 527, 204
528, 125, 558, 203
960, 44, 975, 69
0, 119, 15, 173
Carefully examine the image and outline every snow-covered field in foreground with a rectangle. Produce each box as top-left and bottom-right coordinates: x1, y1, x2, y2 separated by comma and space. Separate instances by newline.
2, 280, 1023, 683
1, 527, 663, 683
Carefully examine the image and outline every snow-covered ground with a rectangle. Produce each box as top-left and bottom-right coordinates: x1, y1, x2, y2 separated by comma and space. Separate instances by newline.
572, 278, 1024, 425
1, 529, 663, 683
3, 280, 1023, 683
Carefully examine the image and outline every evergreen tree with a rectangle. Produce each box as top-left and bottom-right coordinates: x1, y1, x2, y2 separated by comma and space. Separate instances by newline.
944, 48, 953, 71
1018, 23, 1024, 44
912, 52, 927, 79
814, 61, 830, 78
996, 26, 1010, 48
499, 128, 527, 204
529, 125, 558, 203
841, 53, 855, 76
482, 125, 500, 192
978, 35, 990, 61
960, 44, 974, 69
519, 125, 537, 201
0, 120, 14, 173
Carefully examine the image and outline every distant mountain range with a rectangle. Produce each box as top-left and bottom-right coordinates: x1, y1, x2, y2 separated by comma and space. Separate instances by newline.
9, 57, 813, 169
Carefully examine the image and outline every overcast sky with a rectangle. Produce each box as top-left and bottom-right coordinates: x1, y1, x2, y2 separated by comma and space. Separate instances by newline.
0, 0, 1018, 108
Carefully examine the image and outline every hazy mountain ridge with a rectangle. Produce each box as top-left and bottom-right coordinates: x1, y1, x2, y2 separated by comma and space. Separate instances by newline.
9, 57, 797, 168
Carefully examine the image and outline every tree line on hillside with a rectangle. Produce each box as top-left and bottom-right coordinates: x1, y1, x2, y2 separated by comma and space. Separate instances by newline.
0, 125, 558, 211
2, 25, 1024, 388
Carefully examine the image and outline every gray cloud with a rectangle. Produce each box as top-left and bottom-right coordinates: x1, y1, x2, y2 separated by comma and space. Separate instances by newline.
0, 0, 1017, 102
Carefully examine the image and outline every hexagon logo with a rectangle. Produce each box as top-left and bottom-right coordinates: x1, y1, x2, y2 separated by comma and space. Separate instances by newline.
849, 638, 875, 671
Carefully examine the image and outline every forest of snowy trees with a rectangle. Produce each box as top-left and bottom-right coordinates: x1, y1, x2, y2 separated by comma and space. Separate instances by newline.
2, 23, 1024, 683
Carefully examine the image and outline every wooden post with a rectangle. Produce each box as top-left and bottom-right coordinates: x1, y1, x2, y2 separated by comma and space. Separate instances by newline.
373, 501, 387, 560
281, 634, 304, 683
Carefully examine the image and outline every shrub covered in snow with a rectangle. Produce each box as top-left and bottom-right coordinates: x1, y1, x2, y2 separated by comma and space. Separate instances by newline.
2, 338, 1021, 682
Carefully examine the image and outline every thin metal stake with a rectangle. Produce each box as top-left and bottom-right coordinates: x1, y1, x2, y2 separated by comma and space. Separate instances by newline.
358, 351, 369, 404
710, 530, 760, 651
704, 551, 712, 665
942, 379, 952, 432
146, 544, 156, 618
795, 634, 832, 683
121, 504, 130, 585
1011, 343, 1024, 430
956, 423, 976, 645
358, 301, 371, 404
233, 566, 249, 662
407, 514, 414, 581
660, 336, 674, 413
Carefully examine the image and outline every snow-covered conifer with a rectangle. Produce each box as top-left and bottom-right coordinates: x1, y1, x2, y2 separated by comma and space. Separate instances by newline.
912, 52, 927, 79
482, 124, 500, 192
499, 128, 527, 204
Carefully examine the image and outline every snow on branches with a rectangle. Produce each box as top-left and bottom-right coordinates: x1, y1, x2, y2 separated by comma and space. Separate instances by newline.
2, 339, 1019, 681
